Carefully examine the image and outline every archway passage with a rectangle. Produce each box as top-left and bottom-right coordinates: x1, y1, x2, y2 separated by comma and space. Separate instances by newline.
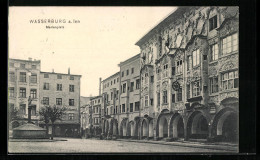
212, 108, 238, 143
158, 116, 168, 138
187, 111, 208, 139
169, 114, 184, 139
128, 121, 135, 137
142, 120, 148, 138
148, 120, 153, 138
120, 119, 128, 137
112, 119, 118, 136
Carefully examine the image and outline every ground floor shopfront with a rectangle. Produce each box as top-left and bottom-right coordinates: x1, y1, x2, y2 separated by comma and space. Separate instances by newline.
99, 99, 238, 143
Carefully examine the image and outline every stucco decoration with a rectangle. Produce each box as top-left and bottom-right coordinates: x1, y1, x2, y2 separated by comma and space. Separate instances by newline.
219, 19, 239, 38
219, 91, 239, 103
143, 87, 148, 95
220, 60, 237, 72
208, 64, 218, 76
173, 102, 185, 111
209, 95, 219, 104
162, 81, 168, 91
220, 7, 238, 19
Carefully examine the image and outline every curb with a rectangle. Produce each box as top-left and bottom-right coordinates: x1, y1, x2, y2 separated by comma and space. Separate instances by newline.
116, 139, 238, 152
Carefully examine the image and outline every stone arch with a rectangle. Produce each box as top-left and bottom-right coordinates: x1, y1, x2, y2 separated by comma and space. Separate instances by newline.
119, 118, 128, 137
169, 113, 184, 139
156, 114, 169, 138
111, 119, 118, 136
211, 107, 238, 142
148, 119, 154, 138
186, 110, 210, 139
141, 118, 149, 138
127, 121, 135, 137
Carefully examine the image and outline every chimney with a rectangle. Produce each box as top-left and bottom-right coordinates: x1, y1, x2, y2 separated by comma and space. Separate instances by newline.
99, 77, 102, 96
28, 57, 32, 61
52, 69, 54, 73
68, 67, 70, 75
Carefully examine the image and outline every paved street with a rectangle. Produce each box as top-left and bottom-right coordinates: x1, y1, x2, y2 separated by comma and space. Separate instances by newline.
8, 138, 234, 153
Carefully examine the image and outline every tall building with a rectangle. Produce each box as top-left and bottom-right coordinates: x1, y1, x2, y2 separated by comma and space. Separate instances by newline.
90, 95, 102, 136
39, 69, 81, 137
135, 6, 239, 142
8, 58, 41, 129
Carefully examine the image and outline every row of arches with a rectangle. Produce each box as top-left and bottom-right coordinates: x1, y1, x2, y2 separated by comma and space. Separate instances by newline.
102, 107, 238, 142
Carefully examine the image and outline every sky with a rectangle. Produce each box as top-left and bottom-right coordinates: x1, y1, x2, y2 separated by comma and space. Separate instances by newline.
9, 7, 177, 97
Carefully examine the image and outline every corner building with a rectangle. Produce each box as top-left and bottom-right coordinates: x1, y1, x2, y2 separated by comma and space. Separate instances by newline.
39, 70, 81, 137
135, 7, 239, 142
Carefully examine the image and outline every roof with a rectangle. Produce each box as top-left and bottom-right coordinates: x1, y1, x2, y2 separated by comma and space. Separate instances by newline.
102, 72, 120, 82
90, 95, 102, 100
40, 71, 82, 77
118, 53, 140, 67
135, 7, 190, 47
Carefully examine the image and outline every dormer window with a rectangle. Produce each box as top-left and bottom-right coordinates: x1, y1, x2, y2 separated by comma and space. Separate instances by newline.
209, 15, 218, 31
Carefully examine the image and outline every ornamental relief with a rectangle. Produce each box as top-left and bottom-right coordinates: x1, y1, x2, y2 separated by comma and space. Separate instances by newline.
162, 81, 168, 91
219, 91, 239, 103
208, 66, 218, 76
219, 20, 239, 38
172, 102, 185, 111
208, 37, 218, 45
156, 85, 160, 92
219, 60, 238, 72
209, 95, 219, 104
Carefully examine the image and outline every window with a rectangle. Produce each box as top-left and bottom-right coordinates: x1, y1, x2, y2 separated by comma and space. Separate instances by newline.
130, 103, 133, 112
144, 73, 148, 84
192, 81, 201, 97
126, 69, 129, 76
111, 92, 113, 100
114, 79, 116, 84
69, 85, 74, 92
44, 74, 49, 78
123, 83, 126, 93
31, 65, 36, 69
69, 99, 74, 106
19, 104, 26, 114
187, 84, 190, 99
57, 84, 62, 91
57, 74, 62, 79
110, 106, 113, 115
116, 106, 118, 113
221, 70, 238, 90
107, 83, 109, 87
20, 72, 26, 82
172, 67, 175, 76
20, 64, 25, 69
111, 81, 112, 85
210, 43, 219, 61
136, 79, 140, 89
177, 87, 182, 102
187, 56, 192, 71
157, 92, 160, 106
130, 82, 134, 92
172, 94, 175, 103
98, 99, 100, 103
150, 76, 154, 83
203, 55, 207, 61
131, 68, 134, 74
9, 87, 14, 97
121, 71, 124, 77
176, 60, 183, 74
104, 84, 106, 88
19, 88, 26, 98
43, 97, 49, 105
157, 68, 161, 80
135, 102, 140, 111
70, 76, 74, 80
150, 98, 154, 106
31, 106, 36, 116
122, 104, 125, 113
145, 96, 148, 106
209, 15, 218, 31
68, 113, 74, 120
210, 77, 219, 93
163, 90, 167, 104
30, 89, 37, 99
56, 98, 62, 105
43, 83, 49, 90
30, 74, 37, 83
192, 49, 200, 67
9, 72, 15, 82
163, 64, 168, 78
222, 33, 238, 55
117, 78, 119, 82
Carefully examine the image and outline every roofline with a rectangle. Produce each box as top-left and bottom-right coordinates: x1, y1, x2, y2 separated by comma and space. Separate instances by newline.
40, 71, 82, 77
90, 95, 102, 100
135, 7, 190, 47
102, 72, 120, 82
9, 58, 41, 63
118, 53, 140, 67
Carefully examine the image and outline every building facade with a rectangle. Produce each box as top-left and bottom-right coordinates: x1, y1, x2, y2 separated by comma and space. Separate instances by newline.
80, 96, 91, 138
8, 58, 41, 129
90, 95, 102, 136
135, 6, 239, 142
39, 69, 81, 137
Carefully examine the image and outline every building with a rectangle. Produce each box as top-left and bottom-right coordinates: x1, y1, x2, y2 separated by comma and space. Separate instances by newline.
39, 69, 81, 137
90, 95, 102, 136
135, 6, 239, 142
8, 58, 41, 129
101, 72, 120, 138
80, 96, 91, 138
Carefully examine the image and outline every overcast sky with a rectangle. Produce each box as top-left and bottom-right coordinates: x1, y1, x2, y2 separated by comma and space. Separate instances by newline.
9, 7, 177, 97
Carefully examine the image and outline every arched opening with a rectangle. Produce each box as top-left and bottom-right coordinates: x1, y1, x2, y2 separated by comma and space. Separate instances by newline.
187, 111, 209, 139
112, 120, 118, 136
159, 116, 168, 138
120, 119, 128, 137
128, 121, 135, 137
142, 120, 148, 138
212, 107, 238, 143
169, 114, 184, 139
104, 120, 109, 136
148, 120, 153, 138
